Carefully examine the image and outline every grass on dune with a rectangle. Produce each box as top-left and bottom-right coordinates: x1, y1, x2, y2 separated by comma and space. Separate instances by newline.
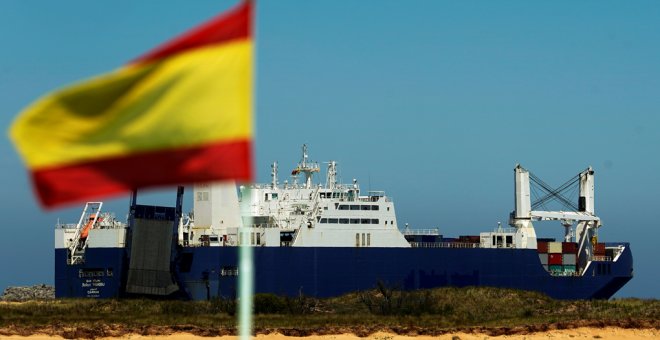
0, 286, 658, 331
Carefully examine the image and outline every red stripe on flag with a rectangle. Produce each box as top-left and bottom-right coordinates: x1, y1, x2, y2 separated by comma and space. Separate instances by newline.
32, 140, 252, 208
132, 1, 252, 65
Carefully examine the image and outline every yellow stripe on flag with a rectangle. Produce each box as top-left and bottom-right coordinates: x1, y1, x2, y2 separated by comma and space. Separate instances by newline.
10, 40, 252, 170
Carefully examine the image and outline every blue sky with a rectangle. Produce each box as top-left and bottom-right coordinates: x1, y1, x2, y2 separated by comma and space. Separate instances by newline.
1, 1, 658, 298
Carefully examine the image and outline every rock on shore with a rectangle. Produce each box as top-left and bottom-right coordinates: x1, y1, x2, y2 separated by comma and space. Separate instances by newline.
1, 284, 55, 301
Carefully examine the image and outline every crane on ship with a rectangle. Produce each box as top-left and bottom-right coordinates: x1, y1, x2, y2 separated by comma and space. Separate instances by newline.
509, 165, 600, 270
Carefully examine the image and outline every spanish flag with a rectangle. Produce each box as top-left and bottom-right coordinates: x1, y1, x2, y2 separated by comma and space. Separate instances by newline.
9, 1, 253, 208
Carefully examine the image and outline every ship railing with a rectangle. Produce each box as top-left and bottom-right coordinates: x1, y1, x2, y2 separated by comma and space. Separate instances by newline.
409, 242, 479, 249
403, 228, 440, 236
58, 222, 126, 230
490, 227, 517, 233
591, 255, 613, 262
247, 223, 280, 229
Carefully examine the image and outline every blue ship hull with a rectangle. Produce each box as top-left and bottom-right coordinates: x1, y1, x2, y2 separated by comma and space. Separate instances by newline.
55, 248, 126, 299
55, 242, 632, 300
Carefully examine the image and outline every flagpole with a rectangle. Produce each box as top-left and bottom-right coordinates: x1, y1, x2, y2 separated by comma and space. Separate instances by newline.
239, 2, 255, 339
238, 218, 254, 339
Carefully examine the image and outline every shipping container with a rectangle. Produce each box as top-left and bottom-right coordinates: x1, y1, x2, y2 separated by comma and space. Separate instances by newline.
548, 264, 563, 272
564, 265, 577, 273
548, 242, 562, 254
548, 253, 563, 265
538, 254, 548, 265
562, 242, 578, 253
563, 253, 577, 265
537, 241, 548, 253
595, 243, 606, 255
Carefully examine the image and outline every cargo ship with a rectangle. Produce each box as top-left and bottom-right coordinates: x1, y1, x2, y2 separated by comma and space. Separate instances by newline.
55, 145, 633, 300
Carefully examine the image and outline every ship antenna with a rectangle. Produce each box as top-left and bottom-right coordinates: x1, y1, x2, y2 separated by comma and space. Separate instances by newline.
302, 144, 308, 168
271, 161, 278, 189
294, 144, 320, 189
326, 161, 337, 190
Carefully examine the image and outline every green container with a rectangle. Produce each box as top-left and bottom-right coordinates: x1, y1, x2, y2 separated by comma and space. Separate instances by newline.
548, 265, 563, 272
564, 265, 577, 273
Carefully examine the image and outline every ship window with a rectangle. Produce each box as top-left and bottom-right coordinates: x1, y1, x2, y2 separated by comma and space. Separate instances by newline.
324, 207, 328, 210
350, 205, 360, 210
367, 233, 371, 246
264, 193, 269, 201
350, 218, 360, 224
356, 233, 360, 247
391, 220, 394, 225
251, 232, 255, 245
361, 219, 370, 224
197, 191, 209, 201
387, 207, 390, 211
371, 219, 379, 224
320, 218, 328, 223
506, 235, 513, 247
333, 193, 340, 198
272, 193, 278, 200
362, 233, 366, 246
492, 235, 496, 246
339, 205, 349, 210
328, 218, 338, 224
385, 221, 388, 225
320, 193, 325, 198
339, 218, 349, 224
371, 205, 379, 211
361, 205, 370, 210
256, 233, 261, 245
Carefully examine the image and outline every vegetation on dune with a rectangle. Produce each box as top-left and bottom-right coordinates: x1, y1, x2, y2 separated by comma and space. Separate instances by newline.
0, 286, 658, 336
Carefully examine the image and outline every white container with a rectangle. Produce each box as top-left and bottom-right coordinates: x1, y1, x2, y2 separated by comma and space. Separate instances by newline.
548, 242, 563, 254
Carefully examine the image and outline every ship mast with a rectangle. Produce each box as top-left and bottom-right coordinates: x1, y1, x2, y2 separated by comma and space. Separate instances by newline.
326, 161, 337, 190
271, 161, 278, 189
291, 144, 320, 189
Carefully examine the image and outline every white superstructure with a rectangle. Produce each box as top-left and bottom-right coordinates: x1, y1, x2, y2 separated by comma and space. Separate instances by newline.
55, 202, 127, 264
186, 145, 410, 248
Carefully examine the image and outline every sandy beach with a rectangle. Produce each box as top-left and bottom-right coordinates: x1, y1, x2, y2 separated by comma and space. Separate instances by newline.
2, 327, 658, 340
